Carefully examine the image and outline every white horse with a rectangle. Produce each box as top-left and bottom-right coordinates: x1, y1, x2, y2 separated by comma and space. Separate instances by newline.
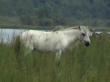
19, 26, 93, 60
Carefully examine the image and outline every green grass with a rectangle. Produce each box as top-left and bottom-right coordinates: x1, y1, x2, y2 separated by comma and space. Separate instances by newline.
0, 34, 110, 82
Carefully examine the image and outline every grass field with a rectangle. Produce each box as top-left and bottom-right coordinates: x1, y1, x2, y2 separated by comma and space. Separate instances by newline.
0, 34, 110, 82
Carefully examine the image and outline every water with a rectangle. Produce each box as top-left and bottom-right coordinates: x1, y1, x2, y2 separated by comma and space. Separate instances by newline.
0, 28, 110, 43
0, 28, 51, 43
0, 28, 25, 43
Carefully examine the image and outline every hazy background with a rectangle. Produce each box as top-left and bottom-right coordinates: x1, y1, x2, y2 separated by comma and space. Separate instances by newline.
0, 0, 110, 29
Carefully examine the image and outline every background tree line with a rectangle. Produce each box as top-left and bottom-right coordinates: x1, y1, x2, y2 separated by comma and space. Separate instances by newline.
0, 0, 110, 27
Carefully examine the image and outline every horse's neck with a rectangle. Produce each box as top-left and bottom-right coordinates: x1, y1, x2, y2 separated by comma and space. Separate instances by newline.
62, 30, 81, 42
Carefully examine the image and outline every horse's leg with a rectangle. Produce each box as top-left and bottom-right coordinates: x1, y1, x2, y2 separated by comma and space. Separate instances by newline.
55, 50, 62, 61
24, 44, 34, 56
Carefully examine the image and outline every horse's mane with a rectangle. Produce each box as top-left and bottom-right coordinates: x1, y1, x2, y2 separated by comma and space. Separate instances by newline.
53, 26, 80, 31
60, 26, 79, 31
52, 25, 94, 32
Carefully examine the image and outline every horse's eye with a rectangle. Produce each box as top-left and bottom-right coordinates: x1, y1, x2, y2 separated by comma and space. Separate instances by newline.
82, 33, 86, 36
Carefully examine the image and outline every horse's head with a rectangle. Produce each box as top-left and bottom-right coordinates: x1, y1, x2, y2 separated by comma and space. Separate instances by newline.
78, 26, 93, 47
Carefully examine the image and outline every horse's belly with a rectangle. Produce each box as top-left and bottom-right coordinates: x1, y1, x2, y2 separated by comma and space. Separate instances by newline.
35, 41, 58, 51
34, 38, 68, 51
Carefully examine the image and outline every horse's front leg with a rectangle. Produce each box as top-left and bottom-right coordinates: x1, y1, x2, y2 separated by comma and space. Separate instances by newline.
24, 44, 34, 56
55, 50, 62, 62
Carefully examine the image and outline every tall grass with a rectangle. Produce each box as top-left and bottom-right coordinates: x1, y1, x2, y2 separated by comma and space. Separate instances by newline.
0, 34, 110, 82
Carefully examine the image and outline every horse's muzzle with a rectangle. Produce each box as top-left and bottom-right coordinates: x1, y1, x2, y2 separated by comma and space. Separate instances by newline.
84, 42, 90, 47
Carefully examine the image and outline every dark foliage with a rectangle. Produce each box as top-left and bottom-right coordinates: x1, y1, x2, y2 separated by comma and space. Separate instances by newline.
0, 0, 110, 26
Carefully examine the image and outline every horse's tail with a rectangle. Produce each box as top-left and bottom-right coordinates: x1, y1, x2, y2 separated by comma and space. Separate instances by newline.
13, 35, 21, 55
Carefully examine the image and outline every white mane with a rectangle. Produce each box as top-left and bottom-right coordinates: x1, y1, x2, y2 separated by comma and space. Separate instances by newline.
54, 26, 80, 31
